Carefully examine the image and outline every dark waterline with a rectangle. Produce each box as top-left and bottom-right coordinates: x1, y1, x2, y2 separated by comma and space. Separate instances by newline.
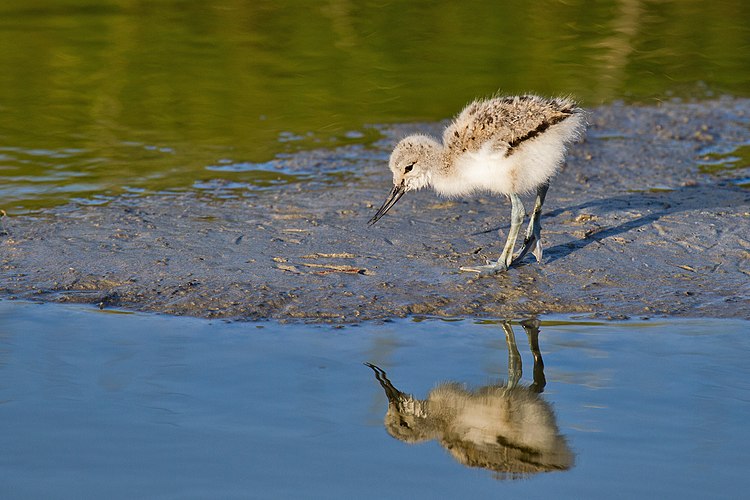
1, 301, 748, 498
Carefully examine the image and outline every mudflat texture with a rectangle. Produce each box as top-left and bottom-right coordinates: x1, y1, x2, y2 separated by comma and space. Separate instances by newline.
2, 98, 749, 321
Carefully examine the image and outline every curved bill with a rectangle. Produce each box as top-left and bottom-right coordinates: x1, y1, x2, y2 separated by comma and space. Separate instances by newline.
368, 182, 406, 225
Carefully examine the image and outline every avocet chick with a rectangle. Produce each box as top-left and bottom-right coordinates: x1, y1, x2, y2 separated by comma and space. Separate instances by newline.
368, 95, 586, 274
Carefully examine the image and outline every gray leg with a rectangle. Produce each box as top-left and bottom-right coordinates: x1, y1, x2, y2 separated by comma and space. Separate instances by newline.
512, 182, 549, 265
461, 194, 525, 274
499, 193, 526, 267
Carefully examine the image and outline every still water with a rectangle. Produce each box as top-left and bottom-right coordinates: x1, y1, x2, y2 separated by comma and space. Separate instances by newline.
1, 0, 749, 211
1, 301, 748, 498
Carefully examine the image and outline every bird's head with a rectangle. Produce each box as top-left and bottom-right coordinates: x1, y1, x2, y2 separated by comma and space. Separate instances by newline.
368, 134, 441, 225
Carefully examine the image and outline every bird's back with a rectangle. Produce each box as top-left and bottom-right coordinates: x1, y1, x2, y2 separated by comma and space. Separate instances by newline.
443, 95, 583, 159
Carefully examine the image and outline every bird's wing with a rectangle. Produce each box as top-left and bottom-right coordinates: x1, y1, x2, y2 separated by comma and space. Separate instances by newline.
443, 97, 578, 157
443, 100, 512, 155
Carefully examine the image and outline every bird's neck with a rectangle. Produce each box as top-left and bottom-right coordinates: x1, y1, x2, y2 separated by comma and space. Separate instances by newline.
429, 146, 479, 197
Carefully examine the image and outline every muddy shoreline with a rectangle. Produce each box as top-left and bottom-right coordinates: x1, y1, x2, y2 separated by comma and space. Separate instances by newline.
2, 98, 749, 322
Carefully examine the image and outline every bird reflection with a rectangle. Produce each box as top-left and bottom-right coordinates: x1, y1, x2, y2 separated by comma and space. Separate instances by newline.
366, 319, 574, 479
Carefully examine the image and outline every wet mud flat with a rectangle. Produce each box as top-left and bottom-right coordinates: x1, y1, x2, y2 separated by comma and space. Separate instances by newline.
2, 98, 749, 322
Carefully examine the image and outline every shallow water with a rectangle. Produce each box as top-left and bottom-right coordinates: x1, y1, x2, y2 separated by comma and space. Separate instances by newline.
1, 0, 749, 212
1, 301, 748, 498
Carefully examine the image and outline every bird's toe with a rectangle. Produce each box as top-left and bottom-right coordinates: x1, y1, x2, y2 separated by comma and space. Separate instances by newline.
459, 263, 508, 275
531, 240, 544, 263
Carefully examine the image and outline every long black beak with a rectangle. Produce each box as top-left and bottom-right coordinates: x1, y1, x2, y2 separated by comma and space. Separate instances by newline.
368, 182, 406, 225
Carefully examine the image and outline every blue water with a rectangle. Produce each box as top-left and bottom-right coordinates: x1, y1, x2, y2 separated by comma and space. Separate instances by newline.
1, 301, 748, 499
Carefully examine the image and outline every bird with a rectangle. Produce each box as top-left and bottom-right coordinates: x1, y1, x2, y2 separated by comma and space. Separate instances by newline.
368, 94, 586, 274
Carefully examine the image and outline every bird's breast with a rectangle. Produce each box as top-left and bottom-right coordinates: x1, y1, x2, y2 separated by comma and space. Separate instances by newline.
433, 144, 519, 196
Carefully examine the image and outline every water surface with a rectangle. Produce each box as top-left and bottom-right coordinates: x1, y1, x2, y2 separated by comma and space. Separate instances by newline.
1, 301, 748, 498
1, 0, 749, 211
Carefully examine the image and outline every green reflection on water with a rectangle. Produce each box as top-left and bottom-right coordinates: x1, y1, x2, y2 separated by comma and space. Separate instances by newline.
1, 0, 749, 211
698, 144, 750, 187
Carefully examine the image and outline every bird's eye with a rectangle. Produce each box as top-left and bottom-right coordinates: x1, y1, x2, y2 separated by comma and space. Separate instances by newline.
404, 163, 415, 174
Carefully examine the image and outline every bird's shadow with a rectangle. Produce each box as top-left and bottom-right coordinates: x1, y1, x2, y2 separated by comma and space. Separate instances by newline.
542, 211, 659, 265
472, 183, 749, 265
